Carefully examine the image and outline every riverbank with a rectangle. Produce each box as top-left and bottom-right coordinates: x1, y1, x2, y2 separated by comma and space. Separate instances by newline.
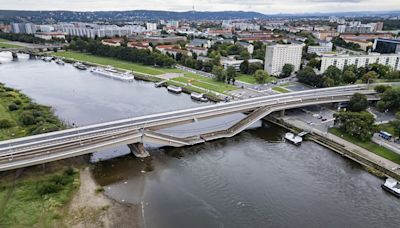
266, 115, 400, 180
0, 82, 65, 140
52, 51, 233, 101
66, 167, 140, 227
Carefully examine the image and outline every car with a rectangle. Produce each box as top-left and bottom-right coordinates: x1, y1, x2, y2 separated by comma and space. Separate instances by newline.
322, 118, 327, 121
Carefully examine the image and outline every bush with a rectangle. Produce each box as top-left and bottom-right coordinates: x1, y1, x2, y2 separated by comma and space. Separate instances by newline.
20, 111, 36, 126
14, 100, 22, 105
0, 119, 14, 129
8, 103, 19, 111
37, 182, 62, 196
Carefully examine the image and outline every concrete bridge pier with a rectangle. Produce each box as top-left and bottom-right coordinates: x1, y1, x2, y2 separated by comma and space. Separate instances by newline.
279, 109, 285, 118
29, 53, 36, 59
11, 52, 18, 61
128, 143, 150, 158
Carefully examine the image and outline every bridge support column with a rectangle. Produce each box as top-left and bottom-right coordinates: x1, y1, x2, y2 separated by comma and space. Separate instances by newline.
279, 110, 285, 118
11, 52, 18, 61
128, 143, 150, 158
29, 53, 36, 59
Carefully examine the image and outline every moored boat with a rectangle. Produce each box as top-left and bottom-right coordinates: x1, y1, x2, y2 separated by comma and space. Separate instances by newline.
55, 59, 65, 65
381, 178, 400, 198
190, 92, 208, 102
284, 132, 303, 145
89, 67, 134, 81
73, 62, 87, 70
167, 85, 182, 94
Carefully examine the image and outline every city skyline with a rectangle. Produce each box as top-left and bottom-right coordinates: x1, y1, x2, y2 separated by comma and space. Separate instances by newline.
2, 0, 400, 14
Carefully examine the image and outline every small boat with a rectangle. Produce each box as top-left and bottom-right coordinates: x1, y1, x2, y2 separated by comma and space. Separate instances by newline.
167, 85, 182, 94
55, 59, 65, 65
73, 62, 87, 70
42, 57, 53, 62
284, 132, 303, 145
381, 178, 400, 198
190, 92, 208, 102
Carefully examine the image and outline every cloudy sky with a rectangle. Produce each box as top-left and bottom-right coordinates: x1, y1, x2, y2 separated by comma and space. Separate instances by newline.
1, 0, 399, 13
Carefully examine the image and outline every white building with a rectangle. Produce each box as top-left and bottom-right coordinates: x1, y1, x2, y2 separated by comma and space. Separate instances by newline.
167, 21, 179, 28
264, 43, 304, 75
320, 53, 400, 73
221, 58, 263, 71
307, 41, 333, 55
34, 32, 65, 40
146, 23, 157, 31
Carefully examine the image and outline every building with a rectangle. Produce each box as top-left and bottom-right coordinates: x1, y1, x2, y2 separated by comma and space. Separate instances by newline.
337, 21, 384, 33
320, 53, 400, 73
238, 42, 254, 54
187, 47, 208, 56
147, 36, 187, 45
167, 21, 179, 28
307, 41, 333, 54
221, 58, 263, 71
342, 38, 373, 51
373, 39, 400, 54
187, 39, 212, 48
101, 38, 124, 47
340, 33, 393, 41
146, 23, 157, 31
312, 31, 339, 41
264, 43, 304, 76
34, 32, 65, 40
127, 41, 152, 51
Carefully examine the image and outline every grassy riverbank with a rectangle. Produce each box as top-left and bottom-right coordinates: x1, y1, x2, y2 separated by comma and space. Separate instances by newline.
329, 128, 400, 164
0, 83, 65, 140
0, 168, 79, 227
0, 38, 22, 49
53, 51, 181, 75
171, 72, 237, 94
236, 73, 278, 85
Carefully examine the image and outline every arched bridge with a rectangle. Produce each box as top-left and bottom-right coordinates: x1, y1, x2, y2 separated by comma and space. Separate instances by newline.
0, 84, 382, 171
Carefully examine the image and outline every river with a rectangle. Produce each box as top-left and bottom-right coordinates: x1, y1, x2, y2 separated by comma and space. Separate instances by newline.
1, 53, 400, 228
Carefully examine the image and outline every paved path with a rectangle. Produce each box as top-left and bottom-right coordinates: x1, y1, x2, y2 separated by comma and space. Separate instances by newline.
283, 117, 400, 175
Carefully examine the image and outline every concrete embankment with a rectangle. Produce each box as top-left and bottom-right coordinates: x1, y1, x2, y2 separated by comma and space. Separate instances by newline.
264, 116, 400, 181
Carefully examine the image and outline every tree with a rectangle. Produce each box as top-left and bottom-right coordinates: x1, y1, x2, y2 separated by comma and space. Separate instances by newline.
254, 70, 269, 84
0, 119, 13, 129
307, 58, 321, 69
377, 87, 400, 111
226, 66, 237, 84
322, 77, 335, 87
248, 63, 263, 74
342, 70, 357, 84
212, 66, 226, 82
323, 65, 342, 85
361, 71, 378, 83
374, 85, 391, 94
281, 64, 294, 78
8, 103, 19, 111
297, 67, 322, 87
334, 111, 377, 141
240, 60, 249, 74
348, 93, 368, 112
239, 50, 250, 60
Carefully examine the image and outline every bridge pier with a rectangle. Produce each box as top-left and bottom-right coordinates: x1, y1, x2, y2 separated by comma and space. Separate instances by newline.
29, 53, 36, 59
279, 109, 285, 118
128, 143, 150, 158
11, 52, 18, 61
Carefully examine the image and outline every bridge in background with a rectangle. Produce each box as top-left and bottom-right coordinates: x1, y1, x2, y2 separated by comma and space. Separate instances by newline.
0, 44, 64, 59
0, 84, 382, 171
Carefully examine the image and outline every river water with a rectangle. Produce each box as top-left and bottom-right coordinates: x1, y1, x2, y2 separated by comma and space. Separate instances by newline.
1, 53, 400, 228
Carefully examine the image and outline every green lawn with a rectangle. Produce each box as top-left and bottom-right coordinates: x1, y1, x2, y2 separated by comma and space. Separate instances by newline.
0, 39, 22, 49
236, 73, 278, 85
171, 73, 237, 94
272, 86, 290, 93
379, 123, 396, 135
0, 169, 79, 227
53, 51, 181, 75
329, 128, 400, 165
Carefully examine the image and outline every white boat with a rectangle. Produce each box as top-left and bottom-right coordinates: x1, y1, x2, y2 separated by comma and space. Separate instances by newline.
55, 59, 65, 65
167, 85, 182, 94
73, 62, 87, 70
382, 178, 400, 198
90, 67, 134, 81
42, 57, 53, 62
284, 132, 303, 145
190, 92, 208, 102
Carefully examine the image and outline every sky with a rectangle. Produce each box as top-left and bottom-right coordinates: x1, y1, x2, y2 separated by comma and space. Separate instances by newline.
1, 0, 399, 14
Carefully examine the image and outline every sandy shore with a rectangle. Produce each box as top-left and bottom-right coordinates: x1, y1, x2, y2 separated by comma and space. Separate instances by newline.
67, 167, 140, 228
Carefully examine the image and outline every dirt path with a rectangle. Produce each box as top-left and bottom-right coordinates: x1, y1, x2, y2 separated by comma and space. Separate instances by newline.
67, 167, 140, 228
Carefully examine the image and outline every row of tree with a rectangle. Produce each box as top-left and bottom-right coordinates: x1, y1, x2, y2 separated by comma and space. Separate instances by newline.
68, 38, 176, 68
298, 63, 400, 88
0, 32, 63, 44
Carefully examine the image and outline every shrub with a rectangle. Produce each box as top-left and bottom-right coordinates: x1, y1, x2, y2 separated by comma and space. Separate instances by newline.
8, 103, 19, 111
14, 99, 22, 105
37, 182, 62, 196
0, 119, 14, 129
20, 111, 36, 126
